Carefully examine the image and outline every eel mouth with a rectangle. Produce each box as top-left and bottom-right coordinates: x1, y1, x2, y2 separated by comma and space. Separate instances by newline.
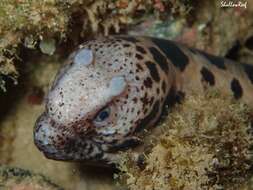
33, 112, 76, 161
33, 112, 104, 162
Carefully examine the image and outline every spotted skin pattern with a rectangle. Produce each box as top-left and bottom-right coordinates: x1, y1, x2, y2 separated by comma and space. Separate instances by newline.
34, 36, 253, 164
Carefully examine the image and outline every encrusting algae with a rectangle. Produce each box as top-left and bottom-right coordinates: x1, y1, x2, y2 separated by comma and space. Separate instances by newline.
116, 90, 253, 190
0, 0, 195, 92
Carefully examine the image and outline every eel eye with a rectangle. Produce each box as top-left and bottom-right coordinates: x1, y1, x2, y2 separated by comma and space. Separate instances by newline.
94, 107, 111, 123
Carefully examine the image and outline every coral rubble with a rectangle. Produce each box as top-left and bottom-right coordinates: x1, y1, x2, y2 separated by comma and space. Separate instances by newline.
117, 90, 253, 190
0, 166, 63, 190
0, 0, 195, 92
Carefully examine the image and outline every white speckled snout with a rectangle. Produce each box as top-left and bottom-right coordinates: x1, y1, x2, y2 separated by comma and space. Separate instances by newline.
34, 38, 146, 163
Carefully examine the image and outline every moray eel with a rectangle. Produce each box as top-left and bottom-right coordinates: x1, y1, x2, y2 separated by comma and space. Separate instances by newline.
34, 36, 253, 164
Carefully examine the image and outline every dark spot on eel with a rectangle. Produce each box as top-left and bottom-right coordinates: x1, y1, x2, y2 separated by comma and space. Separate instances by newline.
136, 45, 146, 54
140, 93, 149, 104
245, 35, 253, 50
123, 43, 131, 47
204, 54, 226, 69
145, 61, 160, 82
243, 63, 253, 84
136, 63, 144, 71
162, 81, 166, 94
196, 50, 226, 70
136, 53, 144, 60
143, 77, 153, 88
231, 78, 243, 99
133, 97, 138, 103
151, 37, 189, 72
149, 47, 169, 73
200, 67, 215, 86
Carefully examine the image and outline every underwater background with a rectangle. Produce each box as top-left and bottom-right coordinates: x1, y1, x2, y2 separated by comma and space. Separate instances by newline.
0, 0, 253, 189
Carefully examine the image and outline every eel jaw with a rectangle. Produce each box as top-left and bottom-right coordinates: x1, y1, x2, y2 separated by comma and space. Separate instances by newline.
34, 112, 105, 162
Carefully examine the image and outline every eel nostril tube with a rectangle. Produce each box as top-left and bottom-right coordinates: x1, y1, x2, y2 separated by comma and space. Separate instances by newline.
33, 113, 59, 153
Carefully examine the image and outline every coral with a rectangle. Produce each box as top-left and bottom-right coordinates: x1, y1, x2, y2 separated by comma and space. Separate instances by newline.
0, 0, 68, 91
0, 0, 195, 92
192, 1, 253, 56
129, 1, 253, 58
0, 166, 63, 190
117, 90, 253, 190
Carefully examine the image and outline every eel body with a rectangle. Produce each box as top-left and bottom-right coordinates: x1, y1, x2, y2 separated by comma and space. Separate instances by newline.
34, 36, 253, 164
